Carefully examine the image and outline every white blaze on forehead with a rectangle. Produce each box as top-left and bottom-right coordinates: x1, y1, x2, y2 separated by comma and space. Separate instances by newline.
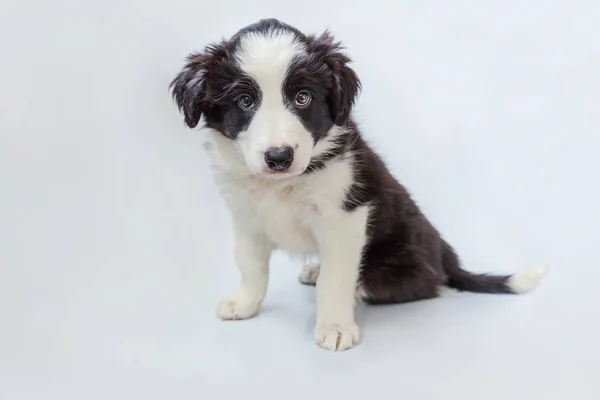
235, 30, 305, 99
231, 29, 315, 177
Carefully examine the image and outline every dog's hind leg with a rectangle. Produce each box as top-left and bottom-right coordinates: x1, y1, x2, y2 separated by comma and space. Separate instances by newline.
359, 245, 445, 305
298, 262, 320, 286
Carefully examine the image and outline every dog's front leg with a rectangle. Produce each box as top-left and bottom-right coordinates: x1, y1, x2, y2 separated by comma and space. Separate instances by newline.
217, 224, 272, 320
312, 206, 369, 351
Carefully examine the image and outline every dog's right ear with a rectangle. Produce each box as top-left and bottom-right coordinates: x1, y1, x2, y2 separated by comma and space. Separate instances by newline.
169, 52, 212, 128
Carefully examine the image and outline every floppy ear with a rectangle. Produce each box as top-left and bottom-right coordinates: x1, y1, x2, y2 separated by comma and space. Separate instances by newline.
309, 31, 361, 126
169, 52, 211, 128
330, 59, 361, 126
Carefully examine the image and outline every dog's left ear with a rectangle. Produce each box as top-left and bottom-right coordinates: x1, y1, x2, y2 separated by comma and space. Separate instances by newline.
169, 52, 212, 128
309, 31, 361, 126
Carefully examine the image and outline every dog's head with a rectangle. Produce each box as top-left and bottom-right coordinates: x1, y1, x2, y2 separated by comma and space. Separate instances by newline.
170, 19, 360, 178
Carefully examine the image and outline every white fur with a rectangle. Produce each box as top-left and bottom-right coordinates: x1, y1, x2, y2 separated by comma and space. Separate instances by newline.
208, 121, 364, 349
208, 30, 367, 350
298, 262, 320, 286
232, 30, 314, 176
216, 224, 271, 320
508, 264, 549, 294
183, 24, 550, 353
208, 125, 355, 253
312, 205, 369, 351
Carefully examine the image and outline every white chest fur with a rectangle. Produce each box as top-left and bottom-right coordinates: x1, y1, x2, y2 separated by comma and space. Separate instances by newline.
207, 131, 355, 255
227, 178, 321, 253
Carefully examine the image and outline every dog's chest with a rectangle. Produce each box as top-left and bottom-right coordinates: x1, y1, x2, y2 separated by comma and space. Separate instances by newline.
247, 183, 322, 253
214, 153, 354, 254
221, 175, 342, 253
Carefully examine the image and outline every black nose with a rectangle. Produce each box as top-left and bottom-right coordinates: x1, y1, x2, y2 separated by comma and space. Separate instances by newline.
264, 146, 294, 171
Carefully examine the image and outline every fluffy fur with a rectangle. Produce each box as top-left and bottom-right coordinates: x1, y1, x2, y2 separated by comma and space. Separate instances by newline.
170, 19, 547, 351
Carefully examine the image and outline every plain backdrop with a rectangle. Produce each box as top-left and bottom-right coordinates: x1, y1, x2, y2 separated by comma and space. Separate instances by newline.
1, 0, 599, 399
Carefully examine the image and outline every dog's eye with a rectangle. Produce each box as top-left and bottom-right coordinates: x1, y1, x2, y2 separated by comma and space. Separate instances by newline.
295, 91, 311, 107
237, 95, 254, 109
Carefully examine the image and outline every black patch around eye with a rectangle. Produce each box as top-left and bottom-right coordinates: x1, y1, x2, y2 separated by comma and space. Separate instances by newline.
283, 55, 335, 144
203, 71, 262, 140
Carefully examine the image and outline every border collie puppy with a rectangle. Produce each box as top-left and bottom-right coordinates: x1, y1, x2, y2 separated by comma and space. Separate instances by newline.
170, 19, 547, 351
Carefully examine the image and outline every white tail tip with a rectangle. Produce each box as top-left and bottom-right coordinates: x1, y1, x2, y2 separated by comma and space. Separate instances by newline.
508, 264, 549, 294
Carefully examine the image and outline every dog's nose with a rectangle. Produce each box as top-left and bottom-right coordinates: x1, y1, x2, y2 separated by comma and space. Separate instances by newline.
264, 146, 294, 171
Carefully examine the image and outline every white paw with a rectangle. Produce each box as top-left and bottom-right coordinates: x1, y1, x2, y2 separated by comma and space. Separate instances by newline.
298, 263, 320, 286
314, 322, 360, 351
216, 295, 259, 320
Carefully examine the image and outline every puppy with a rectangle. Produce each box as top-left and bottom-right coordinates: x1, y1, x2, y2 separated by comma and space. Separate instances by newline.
170, 19, 547, 351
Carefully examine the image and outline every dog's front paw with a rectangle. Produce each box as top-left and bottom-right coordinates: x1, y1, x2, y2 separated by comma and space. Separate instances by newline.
314, 322, 360, 351
216, 295, 259, 320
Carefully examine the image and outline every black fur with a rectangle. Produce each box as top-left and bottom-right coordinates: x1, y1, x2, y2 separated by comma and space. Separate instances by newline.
170, 19, 518, 304
170, 19, 359, 143
169, 45, 263, 139
283, 57, 334, 144
339, 122, 514, 303
283, 31, 362, 142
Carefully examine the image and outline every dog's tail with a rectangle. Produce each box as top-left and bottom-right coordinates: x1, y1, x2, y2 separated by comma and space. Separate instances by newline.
441, 242, 548, 294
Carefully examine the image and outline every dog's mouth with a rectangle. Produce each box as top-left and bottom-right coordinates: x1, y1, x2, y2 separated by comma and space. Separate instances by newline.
264, 168, 290, 175
259, 164, 307, 179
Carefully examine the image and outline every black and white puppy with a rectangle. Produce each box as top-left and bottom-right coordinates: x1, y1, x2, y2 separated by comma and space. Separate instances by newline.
170, 19, 547, 351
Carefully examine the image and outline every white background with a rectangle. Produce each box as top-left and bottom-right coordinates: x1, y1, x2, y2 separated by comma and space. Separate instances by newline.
1, 0, 598, 398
